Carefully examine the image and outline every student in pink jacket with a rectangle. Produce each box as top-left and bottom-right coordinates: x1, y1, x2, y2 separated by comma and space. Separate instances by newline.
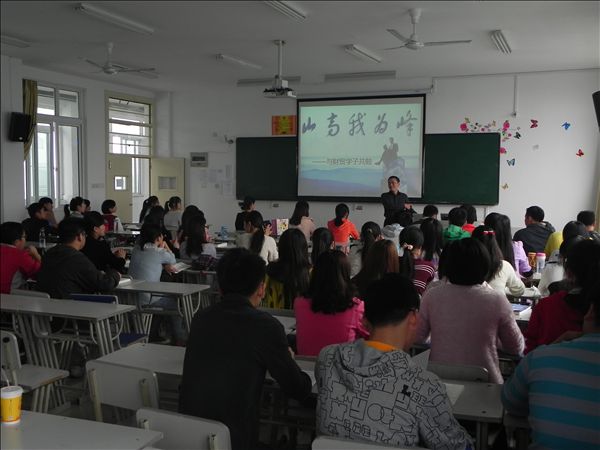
294, 250, 369, 356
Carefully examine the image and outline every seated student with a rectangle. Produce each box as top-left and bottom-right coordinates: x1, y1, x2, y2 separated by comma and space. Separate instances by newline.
234, 196, 255, 232
416, 238, 524, 383
577, 209, 600, 242
295, 250, 369, 356
382, 209, 413, 252
472, 226, 525, 297
138, 195, 159, 223
348, 221, 381, 278
513, 205, 555, 254
100, 199, 122, 232
538, 236, 585, 298
460, 204, 478, 234
413, 204, 438, 225
21, 202, 53, 241
398, 226, 436, 295
545, 220, 588, 263
163, 196, 183, 239
288, 200, 316, 242
63, 196, 86, 221
143, 205, 177, 254
502, 281, 600, 450
524, 239, 600, 354
310, 227, 334, 265
38, 197, 58, 228
484, 212, 532, 277
0, 222, 41, 293
316, 273, 473, 449
327, 203, 359, 249
263, 228, 310, 309
36, 219, 120, 298
180, 248, 312, 450
443, 207, 471, 243
83, 198, 91, 212
81, 212, 126, 274
178, 205, 203, 242
420, 217, 444, 270
235, 210, 278, 264
352, 239, 399, 300
179, 214, 217, 260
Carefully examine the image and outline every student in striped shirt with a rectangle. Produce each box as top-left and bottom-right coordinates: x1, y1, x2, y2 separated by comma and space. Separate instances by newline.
502, 280, 600, 449
399, 226, 436, 295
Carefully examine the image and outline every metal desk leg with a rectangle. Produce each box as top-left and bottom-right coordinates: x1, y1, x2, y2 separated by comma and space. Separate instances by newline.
476, 421, 489, 450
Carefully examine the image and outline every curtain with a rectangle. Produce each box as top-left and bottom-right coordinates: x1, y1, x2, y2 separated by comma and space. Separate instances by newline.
22, 79, 37, 160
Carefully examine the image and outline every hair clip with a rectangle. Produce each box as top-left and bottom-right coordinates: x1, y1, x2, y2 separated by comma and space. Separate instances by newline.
483, 230, 495, 235
401, 243, 414, 251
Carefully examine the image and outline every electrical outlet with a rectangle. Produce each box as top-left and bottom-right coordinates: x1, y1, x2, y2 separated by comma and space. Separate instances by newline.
354, 204, 363, 211
271, 202, 279, 208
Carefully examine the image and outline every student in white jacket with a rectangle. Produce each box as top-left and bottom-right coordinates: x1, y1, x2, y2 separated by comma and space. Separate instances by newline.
235, 210, 278, 264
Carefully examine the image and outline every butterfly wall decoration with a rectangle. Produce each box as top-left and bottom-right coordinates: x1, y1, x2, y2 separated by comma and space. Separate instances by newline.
507, 158, 516, 166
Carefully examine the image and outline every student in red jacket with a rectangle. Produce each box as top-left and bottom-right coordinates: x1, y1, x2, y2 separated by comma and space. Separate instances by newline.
0, 222, 41, 293
327, 203, 359, 249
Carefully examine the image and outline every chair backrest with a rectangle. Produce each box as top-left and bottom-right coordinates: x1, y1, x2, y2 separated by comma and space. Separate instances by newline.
1, 330, 22, 384
136, 407, 231, 450
427, 362, 489, 382
86, 360, 159, 420
10, 289, 50, 298
69, 294, 118, 304
312, 436, 426, 450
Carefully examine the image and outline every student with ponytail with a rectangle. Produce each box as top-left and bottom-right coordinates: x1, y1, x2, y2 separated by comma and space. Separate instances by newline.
138, 196, 159, 223
419, 218, 444, 270
63, 196, 86, 220
327, 203, 359, 249
398, 227, 435, 295
235, 210, 278, 264
310, 227, 334, 265
348, 221, 381, 277
163, 196, 183, 239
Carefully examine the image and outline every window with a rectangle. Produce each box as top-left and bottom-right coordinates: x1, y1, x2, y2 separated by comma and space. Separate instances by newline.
107, 97, 152, 155
24, 85, 82, 206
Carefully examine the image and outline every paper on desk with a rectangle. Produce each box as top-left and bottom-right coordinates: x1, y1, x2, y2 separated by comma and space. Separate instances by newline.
118, 277, 132, 287
443, 383, 465, 406
412, 349, 430, 369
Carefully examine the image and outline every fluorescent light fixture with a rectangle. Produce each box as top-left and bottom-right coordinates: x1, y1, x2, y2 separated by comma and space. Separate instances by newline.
216, 54, 262, 70
490, 30, 512, 54
263, 1, 307, 20
324, 71, 397, 83
237, 76, 301, 87
1, 34, 31, 48
344, 44, 382, 63
75, 3, 154, 35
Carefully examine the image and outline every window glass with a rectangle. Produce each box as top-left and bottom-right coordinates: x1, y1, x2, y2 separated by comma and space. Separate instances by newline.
58, 89, 79, 118
37, 86, 55, 115
108, 97, 152, 155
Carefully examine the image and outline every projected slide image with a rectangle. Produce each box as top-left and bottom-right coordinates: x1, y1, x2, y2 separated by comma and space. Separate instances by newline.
298, 97, 424, 198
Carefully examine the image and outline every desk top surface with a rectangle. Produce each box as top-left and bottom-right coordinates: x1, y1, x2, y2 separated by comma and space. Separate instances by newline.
97, 343, 185, 376
445, 380, 504, 423
0, 411, 162, 450
115, 280, 209, 295
0, 294, 135, 320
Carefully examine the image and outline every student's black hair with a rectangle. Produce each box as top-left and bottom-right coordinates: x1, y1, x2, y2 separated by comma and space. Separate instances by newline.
26, 202, 44, 218
444, 238, 491, 286
245, 210, 265, 255
483, 213, 516, 270
143, 206, 166, 228
64, 196, 85, 219
576, 210, 596, 227
364, 273, 420, 327
558, 235, 586, 261
387, 176, 400, 183
101, 199, 116, 214
587, 280, 600, 327
139, 223, 163, 250
436, 242, 452, 279
84, 199, 90, 208
354, 240, 399, 298
311, 227, 333, 265
217, 247, 266, 297
165, 196, 182, 212
448, 207, 467, 227
139, 196, 159, 223
460, 204, 477, 224
267, 228, 310, 309
179, 205, 203, 237
38, 197, 53, 207
563, 239, 600, 316
58, 218, 86, 244
422, 204, 438, 218
289, 200, 310, 226
0, 222, 24, 245
184, 214, 208, 257
333, 203, 350, 227
307, 250, 356, 314
238, 196, 255, 211
562, 221, 588, 242
525, 205, 544, 222
420, 218, 443, 263
359, 221, 381, 265
471, 226, 504, 280
399, 227, 424, 279
83, 211, 105, 236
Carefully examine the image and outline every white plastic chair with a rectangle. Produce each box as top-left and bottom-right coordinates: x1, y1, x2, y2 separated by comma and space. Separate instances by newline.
86, 360, 159, 422
427, 362, 489, 382
0, 330, 69, 412
312, 436, 427, 449
136, 407, 232, 450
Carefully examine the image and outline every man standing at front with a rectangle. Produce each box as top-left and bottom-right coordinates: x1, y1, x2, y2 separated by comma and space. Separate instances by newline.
180, 248, 312, 450
381, 176, 412, 221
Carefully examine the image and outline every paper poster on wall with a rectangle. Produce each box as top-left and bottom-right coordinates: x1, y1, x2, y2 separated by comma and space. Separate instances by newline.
271, 115, 297, 135
198, 169, 208, 188
221, 181, 234, 197
209, 169, 218, 183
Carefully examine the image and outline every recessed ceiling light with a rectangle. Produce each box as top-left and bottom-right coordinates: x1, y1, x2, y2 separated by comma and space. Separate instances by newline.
216, 54, 262, 70
75, 3, 154, 35
344, 44, 382, 63
263, 1, 307, 21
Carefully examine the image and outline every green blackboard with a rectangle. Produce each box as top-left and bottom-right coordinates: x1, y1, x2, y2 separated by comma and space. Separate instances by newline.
236, 133, 500, 204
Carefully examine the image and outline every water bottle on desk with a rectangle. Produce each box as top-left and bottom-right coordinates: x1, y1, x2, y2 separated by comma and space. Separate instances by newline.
114, 216, 121, 232
220, 226, 228, 240
535, 252, 546, 273
38, 227, 46, 250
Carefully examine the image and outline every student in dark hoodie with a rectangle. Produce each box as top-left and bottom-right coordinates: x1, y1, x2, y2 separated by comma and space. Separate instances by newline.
21, 202, 53, 241
81, 211, 127, 273
36, 219, 120, 298
513, 205, 556, 254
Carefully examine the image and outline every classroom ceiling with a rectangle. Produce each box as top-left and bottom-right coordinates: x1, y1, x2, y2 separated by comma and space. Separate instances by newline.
1, 1, 598, 93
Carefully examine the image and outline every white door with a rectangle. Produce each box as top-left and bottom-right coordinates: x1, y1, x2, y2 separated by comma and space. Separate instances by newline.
151, 158, 185, 207
106, 154, 133, 222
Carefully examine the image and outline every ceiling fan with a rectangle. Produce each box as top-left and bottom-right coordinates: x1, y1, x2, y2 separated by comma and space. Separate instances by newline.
84, 42, 157, 76
385, 8, 472, 51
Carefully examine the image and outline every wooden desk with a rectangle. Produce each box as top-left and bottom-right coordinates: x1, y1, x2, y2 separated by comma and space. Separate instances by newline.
114, 281, 209, 333
0, 410, 162, 450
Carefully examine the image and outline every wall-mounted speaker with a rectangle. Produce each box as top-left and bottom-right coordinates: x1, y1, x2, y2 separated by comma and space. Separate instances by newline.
8, 112, 32, 142
593, 91, 600, 130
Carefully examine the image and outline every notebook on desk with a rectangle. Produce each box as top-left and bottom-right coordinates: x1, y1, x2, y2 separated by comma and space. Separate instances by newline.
118, 277, 133, 287
171, 262, 191, 273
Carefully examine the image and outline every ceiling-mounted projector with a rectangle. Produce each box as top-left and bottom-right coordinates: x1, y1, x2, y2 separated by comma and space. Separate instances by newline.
264, 75, 296, 98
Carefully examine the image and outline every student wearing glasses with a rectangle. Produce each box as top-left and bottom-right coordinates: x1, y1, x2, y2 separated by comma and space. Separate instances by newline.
0, 222, 41, 293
